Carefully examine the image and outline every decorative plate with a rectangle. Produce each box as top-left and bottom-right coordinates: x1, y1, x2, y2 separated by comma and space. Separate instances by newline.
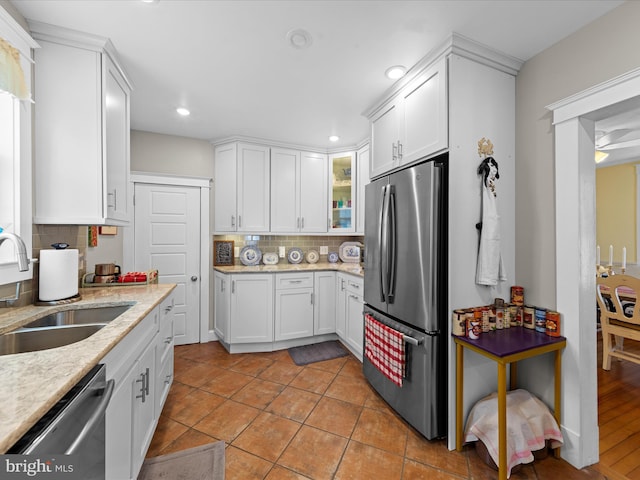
305, 249, 319, 264
239, 246, 262, 266
328, 252, 339, 263
263, 252, 279, 265
287, 247, 303, 264
339, 242, 361, 263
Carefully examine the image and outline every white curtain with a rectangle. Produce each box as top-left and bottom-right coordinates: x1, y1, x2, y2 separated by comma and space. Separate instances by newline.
0, 36, 29, 100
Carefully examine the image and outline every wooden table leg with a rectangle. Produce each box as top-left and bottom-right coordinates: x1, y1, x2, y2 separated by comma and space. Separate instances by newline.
553, 349, 562, 458
456, 342, 464, 451
498, 362, 507, 480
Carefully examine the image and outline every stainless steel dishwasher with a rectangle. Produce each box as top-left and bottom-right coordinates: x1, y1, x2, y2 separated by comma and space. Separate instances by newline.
7, 364, 114, 480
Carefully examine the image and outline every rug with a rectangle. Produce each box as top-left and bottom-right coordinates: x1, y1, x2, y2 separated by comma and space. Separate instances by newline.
138, 441, 225, 480
288, 340, 349, 366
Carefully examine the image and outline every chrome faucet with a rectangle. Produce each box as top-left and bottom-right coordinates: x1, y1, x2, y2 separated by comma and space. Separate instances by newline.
0, 231, 30, 271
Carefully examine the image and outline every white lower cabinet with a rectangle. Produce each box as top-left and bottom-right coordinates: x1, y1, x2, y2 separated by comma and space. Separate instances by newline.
337, 273, 364, 360
214, 270, 231, 341
103, 292, 175, 480
274, 273, 314, 341
215, 270, 363, 357
230, 274, 273, 343
314, 272, 336, 335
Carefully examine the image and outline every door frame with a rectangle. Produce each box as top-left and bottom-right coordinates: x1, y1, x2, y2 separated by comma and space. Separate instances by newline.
547, 66, 640, 468
124, 172, 212, 343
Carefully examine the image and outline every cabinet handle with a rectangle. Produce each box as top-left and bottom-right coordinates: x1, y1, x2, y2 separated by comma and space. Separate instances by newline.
238, 215, 242, 228
165, 374, 172, 385
231, 215, 235, 227
328, 218, 331, 229
297, 217, 300, 229
232, 280, 235, 294
398, 141, 403, 160
341, 279, 345, 291
310, 293, 314, 305
136, 373, 146, 402
301, 217, 305, 229
392, 143, 398, 162
350, 283, 360, 289
349, 294, 360, 300
164, 335, 172, 344
144, 367, 150, 396
107, 190, 116, 209
221, 279, 225, 293
289, 280, 303, 284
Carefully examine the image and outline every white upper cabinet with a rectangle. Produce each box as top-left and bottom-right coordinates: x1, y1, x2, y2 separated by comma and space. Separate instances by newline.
356, 144, 370, 235
271, 148, 328, 233
214, 142, 270, 233
31, 22, 132, 225
369, 57, 447, 179
329, 152, 356, 233
213, 143, 238, 232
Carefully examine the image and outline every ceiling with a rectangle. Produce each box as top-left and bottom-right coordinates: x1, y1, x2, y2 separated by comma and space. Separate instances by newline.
11, 0, 627, 151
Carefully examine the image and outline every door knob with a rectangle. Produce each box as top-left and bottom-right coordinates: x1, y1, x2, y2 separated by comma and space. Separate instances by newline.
191, 275, 198, 281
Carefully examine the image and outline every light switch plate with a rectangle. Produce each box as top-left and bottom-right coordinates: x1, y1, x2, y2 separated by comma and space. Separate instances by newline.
320, 246, 328, 255
278, 246, 285, 258
234, 247, 240, 257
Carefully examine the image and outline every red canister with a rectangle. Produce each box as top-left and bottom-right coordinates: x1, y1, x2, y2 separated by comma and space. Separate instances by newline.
511, 286, 524, 306
546, 311, 560, 337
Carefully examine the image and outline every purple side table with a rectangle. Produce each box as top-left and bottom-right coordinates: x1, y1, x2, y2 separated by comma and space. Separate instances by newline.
454, 328, 566, 480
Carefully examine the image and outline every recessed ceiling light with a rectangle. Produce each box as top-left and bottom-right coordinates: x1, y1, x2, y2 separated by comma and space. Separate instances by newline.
141, 0, 159, 3
286, 29, 313, 50
176, 107, 190, 116
329, 135, 340, 142
385, 65, 406, 80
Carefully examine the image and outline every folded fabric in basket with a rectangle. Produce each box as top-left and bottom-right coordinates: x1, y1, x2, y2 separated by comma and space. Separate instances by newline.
364, 314, 406, 387
464, 389, 563, 478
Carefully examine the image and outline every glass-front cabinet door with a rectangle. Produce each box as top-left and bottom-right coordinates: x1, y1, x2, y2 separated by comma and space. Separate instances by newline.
329, 152, 356, 233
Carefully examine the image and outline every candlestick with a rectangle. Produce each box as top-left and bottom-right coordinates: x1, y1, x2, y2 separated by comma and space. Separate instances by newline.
609, 245, 613, 266
623, 247, 627, 270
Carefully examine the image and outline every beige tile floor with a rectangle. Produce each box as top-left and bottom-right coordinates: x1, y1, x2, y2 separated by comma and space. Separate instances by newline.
147, 342, 605, 479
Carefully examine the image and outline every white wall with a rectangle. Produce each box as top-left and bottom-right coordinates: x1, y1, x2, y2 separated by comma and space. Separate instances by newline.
447, 54, 516, 446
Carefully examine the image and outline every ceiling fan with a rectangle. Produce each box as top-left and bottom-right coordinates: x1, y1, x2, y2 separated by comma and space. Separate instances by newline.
596, 128, 640, 150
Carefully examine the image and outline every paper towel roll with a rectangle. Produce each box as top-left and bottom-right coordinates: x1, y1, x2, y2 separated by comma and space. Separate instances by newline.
39, 249, 79, 301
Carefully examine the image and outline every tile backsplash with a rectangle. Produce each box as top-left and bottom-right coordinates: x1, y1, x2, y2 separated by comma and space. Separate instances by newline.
214, 234, 364, 262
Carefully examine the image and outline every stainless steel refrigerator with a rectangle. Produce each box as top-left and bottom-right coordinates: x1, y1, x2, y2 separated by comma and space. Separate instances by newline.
363, 153, 448, 440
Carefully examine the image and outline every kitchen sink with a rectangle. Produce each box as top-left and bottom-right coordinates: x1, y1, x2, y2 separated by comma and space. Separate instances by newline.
19, 305, 132, 329
0, 324, 107, 356
0, 304, 133, 356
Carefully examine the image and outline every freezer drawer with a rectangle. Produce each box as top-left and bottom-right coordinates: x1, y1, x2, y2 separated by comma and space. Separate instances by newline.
362, 306, 447, 440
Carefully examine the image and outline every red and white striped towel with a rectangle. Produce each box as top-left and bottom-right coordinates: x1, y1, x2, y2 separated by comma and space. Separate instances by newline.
364, 314, 406, 387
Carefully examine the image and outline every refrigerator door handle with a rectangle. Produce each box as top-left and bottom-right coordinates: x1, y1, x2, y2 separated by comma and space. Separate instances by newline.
387, 185, 397, 303
379, 184, 389, 302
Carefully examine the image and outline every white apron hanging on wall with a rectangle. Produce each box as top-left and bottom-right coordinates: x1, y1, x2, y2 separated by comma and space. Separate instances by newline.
476, 155, 506, 286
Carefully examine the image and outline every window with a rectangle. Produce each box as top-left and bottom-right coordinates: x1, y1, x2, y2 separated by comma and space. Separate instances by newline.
0, 8, 37, 285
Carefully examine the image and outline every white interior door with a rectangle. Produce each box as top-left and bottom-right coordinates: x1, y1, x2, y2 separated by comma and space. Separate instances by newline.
134, 183, 201, 345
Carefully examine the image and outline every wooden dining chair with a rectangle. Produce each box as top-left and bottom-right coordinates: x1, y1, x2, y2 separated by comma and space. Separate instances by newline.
596, 274, 640, 370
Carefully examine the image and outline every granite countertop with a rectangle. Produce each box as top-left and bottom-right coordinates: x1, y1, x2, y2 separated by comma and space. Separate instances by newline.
0, 283, 175, 453
214, 261, 364, 277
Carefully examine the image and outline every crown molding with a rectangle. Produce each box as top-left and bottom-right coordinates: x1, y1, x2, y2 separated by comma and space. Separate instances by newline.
27, 20, 133, 90
210, 134, 368, 155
